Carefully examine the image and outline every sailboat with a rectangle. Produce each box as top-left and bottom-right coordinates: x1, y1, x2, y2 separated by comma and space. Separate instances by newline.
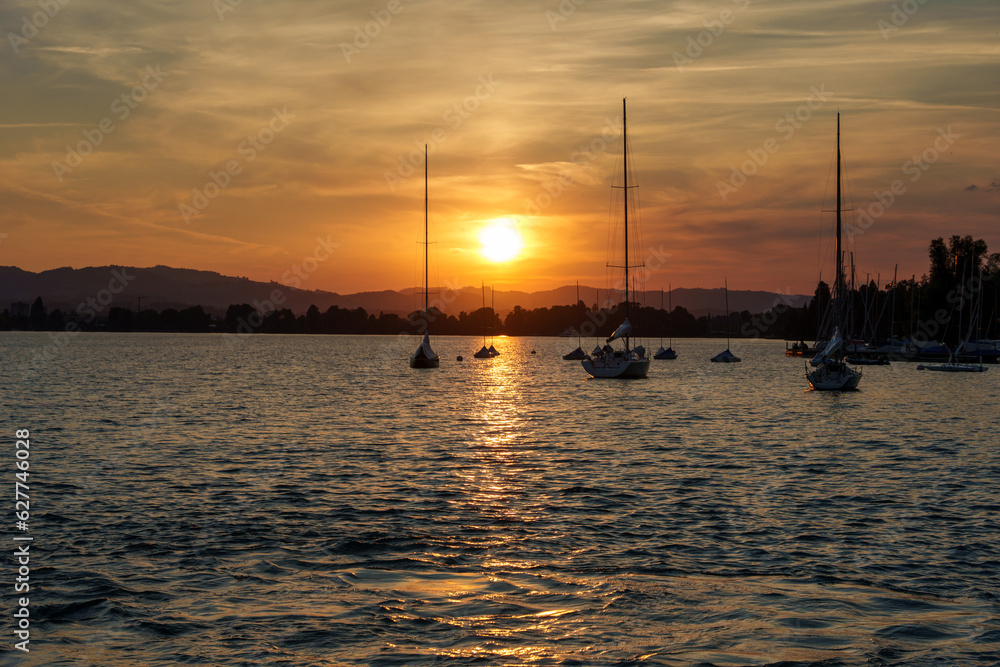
409, 145, 440, 369
806, 113, 862, 390
473, 283, 492, 358
488, 286, 500, 356
582, 98, 651, 379
654, 285, 677, 359
918, 268, 988, 372
563, 280, 588, 360
918, 358, 987, 372
710, 279, 741, 362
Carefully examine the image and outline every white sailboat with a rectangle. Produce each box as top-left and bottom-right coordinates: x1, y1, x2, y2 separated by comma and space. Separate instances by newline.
806, 113, 861, 390
653, 285, 677, 359
409, 145, 440, 369
582, 98, 651, 379
710, 278, 741, 362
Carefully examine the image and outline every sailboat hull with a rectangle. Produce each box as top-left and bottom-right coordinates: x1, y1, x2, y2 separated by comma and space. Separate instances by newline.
582, 354, 650, 378
710, 349, 741, 363
410, 335, 440, 368
806, 363, 861, 390
845, 355, 890, 366
409, 356, 440, 369
916, 364, 987, 372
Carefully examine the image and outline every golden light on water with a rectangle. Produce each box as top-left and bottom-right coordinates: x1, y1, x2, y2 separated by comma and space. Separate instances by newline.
432, 353, 578, 663
453, 341, 543, 537
479, 219, 523, 263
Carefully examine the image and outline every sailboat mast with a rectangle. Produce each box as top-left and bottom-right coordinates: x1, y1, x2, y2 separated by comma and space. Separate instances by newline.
848, 254, 856, 340
660, 287, 664, 347
835, 113, 843, 326
623, 97, 630, 342
890, 264, 898, 344
725, 277, 731, 349
424, 145, 429, 324
956, 269, 965, 355
576, 280, 581, 347
668, 283, 672, 346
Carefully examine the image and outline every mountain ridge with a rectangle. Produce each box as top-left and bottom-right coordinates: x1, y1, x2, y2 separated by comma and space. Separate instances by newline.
0, 265, 811, 317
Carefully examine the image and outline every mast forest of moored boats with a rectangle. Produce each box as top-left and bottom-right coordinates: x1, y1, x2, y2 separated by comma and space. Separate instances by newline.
408, 107, 990, 384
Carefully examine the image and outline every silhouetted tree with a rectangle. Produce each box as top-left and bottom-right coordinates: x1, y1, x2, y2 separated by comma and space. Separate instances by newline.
107, 307, 133, 331
178, 306, 211, 332
158, 308, 181, 330
134, 309, 160, 331
29, 297, 46, 330
46, 309, 66, 331
224, 304, 257, 332
305, 304, 322, 334
263, 308, 297, 333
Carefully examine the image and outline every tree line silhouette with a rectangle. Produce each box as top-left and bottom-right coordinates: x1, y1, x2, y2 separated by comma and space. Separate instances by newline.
4, 236, 997, 342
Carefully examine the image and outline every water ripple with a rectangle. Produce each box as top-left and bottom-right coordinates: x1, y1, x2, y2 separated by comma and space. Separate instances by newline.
2, 333, 998, 665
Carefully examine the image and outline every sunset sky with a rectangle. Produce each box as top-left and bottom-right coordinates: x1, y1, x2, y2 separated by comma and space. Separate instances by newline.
1, 0, 997, 296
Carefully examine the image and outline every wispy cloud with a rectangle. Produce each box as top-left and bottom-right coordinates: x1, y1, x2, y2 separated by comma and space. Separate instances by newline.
0, 0, 996, 292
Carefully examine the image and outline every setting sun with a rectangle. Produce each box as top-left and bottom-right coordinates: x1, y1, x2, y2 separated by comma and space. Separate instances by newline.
479, 219, 523, 263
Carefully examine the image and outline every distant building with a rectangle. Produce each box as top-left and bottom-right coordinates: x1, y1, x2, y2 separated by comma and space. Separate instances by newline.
9, 302, 29, 317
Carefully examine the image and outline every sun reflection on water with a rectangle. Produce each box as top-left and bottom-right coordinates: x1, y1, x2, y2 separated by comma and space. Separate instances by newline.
436, 340, 586, 661
456, 340, 538, 524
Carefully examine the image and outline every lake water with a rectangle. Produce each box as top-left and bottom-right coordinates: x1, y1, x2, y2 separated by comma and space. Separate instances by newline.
3, 332, 999, 665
